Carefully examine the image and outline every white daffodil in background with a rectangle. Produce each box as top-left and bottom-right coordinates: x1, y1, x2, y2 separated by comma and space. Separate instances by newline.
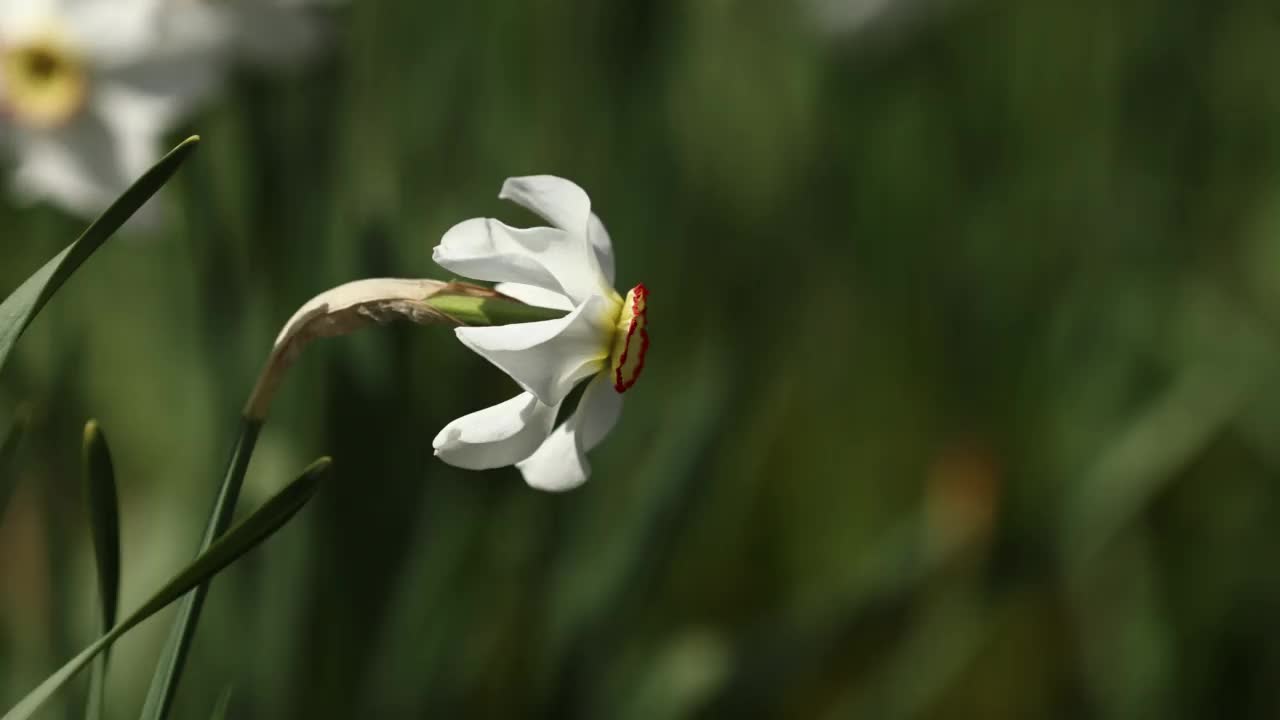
431, 176, 649, 491
0, 0, 317, 219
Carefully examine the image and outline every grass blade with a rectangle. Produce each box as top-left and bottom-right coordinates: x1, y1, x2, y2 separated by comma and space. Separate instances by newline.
0, 136, 200, 376
141, 418, 262, 720
0, 406, 31, 524
0, 456, 331, 720
82, 420, 121, 720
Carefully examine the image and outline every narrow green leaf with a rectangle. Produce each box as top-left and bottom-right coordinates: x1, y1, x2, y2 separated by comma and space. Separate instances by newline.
141, 418, 262, 720
0, 456, 331, 720
0, 136, 200, 376
0, 407, 31, 523
82, 420, 121, 720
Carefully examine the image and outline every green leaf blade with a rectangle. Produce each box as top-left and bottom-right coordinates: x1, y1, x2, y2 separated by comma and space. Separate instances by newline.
0, 136, 200, 376
0, 456, 330, 720
82, 420, 121, 720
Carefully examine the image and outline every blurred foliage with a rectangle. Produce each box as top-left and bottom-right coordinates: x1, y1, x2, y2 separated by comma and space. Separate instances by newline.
4, 0, 1280, 717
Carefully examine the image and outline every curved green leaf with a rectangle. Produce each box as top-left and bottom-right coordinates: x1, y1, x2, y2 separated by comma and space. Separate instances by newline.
0, 136, 201, 376
82, 420, 121, 720
0, 456, 331, 720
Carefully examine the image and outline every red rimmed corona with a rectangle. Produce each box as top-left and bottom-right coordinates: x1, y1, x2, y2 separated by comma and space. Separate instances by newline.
610, 283, 648, 393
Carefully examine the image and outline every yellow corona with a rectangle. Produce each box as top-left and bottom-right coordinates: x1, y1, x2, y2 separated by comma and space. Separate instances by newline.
1, 35, 87, 128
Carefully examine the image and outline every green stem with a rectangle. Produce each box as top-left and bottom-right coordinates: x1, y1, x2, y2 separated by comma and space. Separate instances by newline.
424, 293, 567, 326
139, 418, 262, 720
138, 284, 561, 718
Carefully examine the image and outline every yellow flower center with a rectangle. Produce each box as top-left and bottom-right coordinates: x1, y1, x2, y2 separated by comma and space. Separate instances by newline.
608, 284, 648, 393
1, 36, 88, 128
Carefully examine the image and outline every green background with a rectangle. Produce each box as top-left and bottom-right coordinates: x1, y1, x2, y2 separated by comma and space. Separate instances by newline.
5, 0, 1280, 717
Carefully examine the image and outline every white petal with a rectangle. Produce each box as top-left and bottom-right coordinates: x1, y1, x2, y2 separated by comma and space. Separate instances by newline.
517, 375, 623, 492
500, 175, 591, 236
0, 0, 61, 44
494, 282, 574, 311
433, 392, 558, 470
9, 83, 181, 223
434, 218, 560, 291
573, 372, 625, 452
96, 56, 224, 125
433, 217, 612, 305
516, 423, 584, 492
10, 114, 135, 217
454, 295, 613, 407
94, 83, 177, 176
588, 213, 616, 286
63, 0, 164, 67
221, 0, 319, 69
84, 0, 231, 114
68, 0, 230, 71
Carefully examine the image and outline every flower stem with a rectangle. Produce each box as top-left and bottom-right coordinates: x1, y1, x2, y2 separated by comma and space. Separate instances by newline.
139, 278, 564, 718
424, 293, 567, 326
139, 417, 262, 720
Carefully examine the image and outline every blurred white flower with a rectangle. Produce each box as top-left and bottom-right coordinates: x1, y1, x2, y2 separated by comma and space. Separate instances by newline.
0, 0, 318, 218
221, 0, 323, 70
431, 176, 649, 492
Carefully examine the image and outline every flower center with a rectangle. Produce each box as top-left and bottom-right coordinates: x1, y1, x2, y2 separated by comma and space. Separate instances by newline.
1, 36, 88, 128
609, 283, 648, 393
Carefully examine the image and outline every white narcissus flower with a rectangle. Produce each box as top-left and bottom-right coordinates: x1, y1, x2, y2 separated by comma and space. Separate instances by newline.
0, 0, 317, 219
431, 175, 649, 492
0, 0, 232, 217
